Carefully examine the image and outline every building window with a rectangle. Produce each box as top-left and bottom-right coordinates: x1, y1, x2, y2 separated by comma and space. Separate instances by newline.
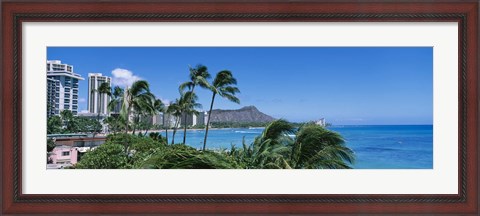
64, 99, 70, 103
73, 141, 84, 147
64, 93, 70, 98
64, 105, 70, 109
55, 93, 59, 97
62, 151, 70, 156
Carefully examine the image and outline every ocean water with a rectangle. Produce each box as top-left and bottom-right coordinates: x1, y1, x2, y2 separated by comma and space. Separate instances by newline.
160, 125, 433, 169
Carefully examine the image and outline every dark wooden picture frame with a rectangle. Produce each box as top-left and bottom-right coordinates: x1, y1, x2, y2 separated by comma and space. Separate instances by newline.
1, 0, 479, 214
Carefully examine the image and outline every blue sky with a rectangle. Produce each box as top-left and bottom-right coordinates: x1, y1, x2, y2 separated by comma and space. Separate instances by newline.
47, 47, 433, 125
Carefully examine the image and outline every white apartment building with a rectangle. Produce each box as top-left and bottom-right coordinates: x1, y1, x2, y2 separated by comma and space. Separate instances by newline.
46, 77, 60, 118
180, 111, 205, 127
87, 73, 111, 115
46, 60, 84, 116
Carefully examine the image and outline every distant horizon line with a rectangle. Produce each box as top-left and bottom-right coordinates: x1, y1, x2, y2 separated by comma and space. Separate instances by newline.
326, 124, 433, 126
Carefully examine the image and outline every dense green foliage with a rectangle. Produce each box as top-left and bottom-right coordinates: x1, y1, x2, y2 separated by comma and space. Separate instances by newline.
76, 133, 165, 169
47, 116, 63, 134
47, 110, 102, 134
228, 120, 354, 169
75, 143, 129, 169
134, 144, 240, 169
47, 138, 56, 152
75, 120, 354, 169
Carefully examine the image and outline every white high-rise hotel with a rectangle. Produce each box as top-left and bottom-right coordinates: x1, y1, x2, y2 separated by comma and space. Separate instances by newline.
88, 73, 111, 115
47, 60, 84, 116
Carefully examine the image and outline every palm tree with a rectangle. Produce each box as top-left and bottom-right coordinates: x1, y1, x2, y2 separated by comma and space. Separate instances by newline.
163, 103, 172, 144
119, 80, 155, 134
90, 82, 111, 135
107, 86, 124, 114
291, 123, 355, 169
60, 109, 76, 133
131, 95, 155, 135
167, 100, 182, 144
242, 119, 294, 168
60, 109, 73, 125
143, 99, 165, 136
105, 86, 125, 134
229, 120, 355, 169
178, 64, 211, 141
203, 70, 240, 150
104, 116, 123, 134
178, 91, 202, 144
98, 82, 112, 112
179, 64, 211, 94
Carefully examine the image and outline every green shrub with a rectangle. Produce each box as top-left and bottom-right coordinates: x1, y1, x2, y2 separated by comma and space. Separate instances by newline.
76, 143, 128, 169
135, 144, 241, 169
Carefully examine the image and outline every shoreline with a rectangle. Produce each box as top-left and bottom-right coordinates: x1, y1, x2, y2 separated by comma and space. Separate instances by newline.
54, 127, 264, 137
138, 127, 264, 134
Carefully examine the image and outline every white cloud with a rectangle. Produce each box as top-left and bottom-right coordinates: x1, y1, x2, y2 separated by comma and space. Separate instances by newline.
78, 98, 86, 103
111, 68, 141, 87
159, 98, 171, 105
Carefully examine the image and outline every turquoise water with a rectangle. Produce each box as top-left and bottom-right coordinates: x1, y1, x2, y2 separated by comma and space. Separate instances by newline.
161, 125, 433, 169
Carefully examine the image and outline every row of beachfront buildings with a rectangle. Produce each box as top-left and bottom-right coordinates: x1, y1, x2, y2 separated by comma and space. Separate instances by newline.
46, 60, 208, 133
46, 60, 208, 168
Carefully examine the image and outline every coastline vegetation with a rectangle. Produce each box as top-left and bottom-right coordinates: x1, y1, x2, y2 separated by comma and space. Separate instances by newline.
48, 64, 355, 169
74, 120, 354, 169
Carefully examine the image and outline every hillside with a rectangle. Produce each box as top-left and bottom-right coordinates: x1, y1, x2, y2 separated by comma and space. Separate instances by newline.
209, 106, 275, 123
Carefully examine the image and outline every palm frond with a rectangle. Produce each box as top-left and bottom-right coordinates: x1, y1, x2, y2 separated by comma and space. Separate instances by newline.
220, 93, 240, 104
179, 81, 194, 92
129, 80, 150, 96
262, 119, 295, 141
293, 124, 354, 169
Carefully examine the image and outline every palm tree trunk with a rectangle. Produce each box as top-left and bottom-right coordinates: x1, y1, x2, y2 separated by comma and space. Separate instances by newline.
165, 127, 168, 144
203, 93, 216, 151
171, 116, 179, 144
182, 85, 196, 145
125, 107, 131, 134
163, 112, 169, 144
132, 115, 138, 135
144, 126, 149, 136
171, 129, 176, 144
182, 112, 188, 144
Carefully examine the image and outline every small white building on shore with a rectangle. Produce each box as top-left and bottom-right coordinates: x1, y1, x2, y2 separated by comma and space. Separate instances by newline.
315, 118, 326, 127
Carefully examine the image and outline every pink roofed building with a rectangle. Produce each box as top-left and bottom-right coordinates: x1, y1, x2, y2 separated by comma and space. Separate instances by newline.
48, 146, 79, 166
